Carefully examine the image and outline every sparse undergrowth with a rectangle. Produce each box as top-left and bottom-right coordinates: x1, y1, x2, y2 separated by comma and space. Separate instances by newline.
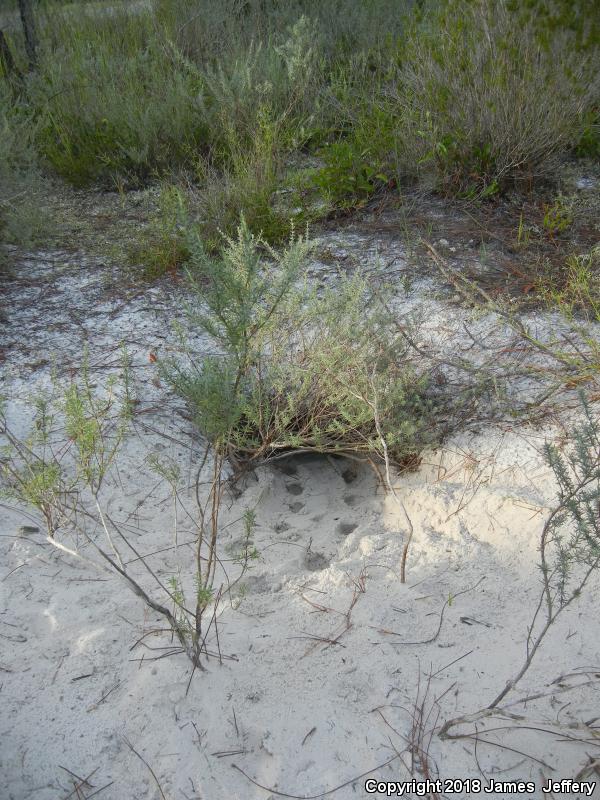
440, 394, 600, 741
0, 359, 257, 671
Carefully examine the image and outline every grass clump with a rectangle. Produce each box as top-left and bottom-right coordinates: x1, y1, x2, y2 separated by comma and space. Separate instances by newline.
128, 185, 191, 279
535, 246, 600, 322
169, 219, 441, 472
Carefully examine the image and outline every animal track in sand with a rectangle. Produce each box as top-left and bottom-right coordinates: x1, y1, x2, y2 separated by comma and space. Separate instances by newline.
285, 482, 304, 496
341, 467, 358, 484
304, 551, 331, 572
336, 521, 358, 537
279, 461, 298, 476
241, 575, 270, 594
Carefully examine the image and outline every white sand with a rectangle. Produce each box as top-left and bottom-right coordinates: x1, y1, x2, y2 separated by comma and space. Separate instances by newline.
2, 238, 600, 800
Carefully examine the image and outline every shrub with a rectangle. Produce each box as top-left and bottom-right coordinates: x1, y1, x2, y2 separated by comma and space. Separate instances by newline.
310, 124, 393, 209
391, 0, 600, 196
169, 220, 441, 471
297, 52, 400, 210
155, 0, 407, 75
0, 357, 249, 671
0, 84, 47, 260
194, 110, 293, 248
197, 15, 321, 151
29, 7, 207, 187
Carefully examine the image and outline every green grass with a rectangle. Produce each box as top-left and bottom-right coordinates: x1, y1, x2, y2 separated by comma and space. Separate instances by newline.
535, 246, 600, 322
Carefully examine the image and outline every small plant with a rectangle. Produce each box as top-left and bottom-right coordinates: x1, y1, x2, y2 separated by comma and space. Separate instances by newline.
542, 194, 574, 238
169, 219, 444, 474
195, 109, 292, 248
515, 212, 533, 249
128, 185, 191, 279
1, 361, 131, 538
311, 138, 390, 209
0, 357, 255, 672
536, 246, 600, 322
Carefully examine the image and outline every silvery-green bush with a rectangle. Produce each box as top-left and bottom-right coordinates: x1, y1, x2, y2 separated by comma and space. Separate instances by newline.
169, 220, 441, 469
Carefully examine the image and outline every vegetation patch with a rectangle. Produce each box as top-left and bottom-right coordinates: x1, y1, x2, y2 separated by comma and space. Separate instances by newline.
168, 221, 447, 473
391, 0, 600, 197
0, 84, 47, 260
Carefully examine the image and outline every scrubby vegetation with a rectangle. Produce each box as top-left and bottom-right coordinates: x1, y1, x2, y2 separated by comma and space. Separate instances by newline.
3, 6, 600, 777
0, 0, 598, 350
0, 83, 46, 259
168, 220, 448, 473
0, 0, 598, 257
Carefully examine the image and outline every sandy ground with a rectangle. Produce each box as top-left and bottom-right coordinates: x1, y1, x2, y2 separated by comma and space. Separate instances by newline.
1, 230, 600, 800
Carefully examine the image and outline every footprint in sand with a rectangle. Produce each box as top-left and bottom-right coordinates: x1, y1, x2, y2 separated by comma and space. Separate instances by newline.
285, 482, 304, 496
336, 521, 358, 537
304, 551, 331, 572
289, 501, 304, 513
279, 461, 298, 476
341, 467, 358, 484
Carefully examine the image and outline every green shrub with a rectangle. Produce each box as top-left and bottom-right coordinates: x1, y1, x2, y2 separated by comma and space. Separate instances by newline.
194, 110, 294, 248
299, 53, 399, 210
169, 219, 440, 470
28, 7, 206, 187
310, 134, 392, 209
0, 84, 47, 259
392, 0, 600, 196
155, 0, 407, 73
198, 15, 321, 151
